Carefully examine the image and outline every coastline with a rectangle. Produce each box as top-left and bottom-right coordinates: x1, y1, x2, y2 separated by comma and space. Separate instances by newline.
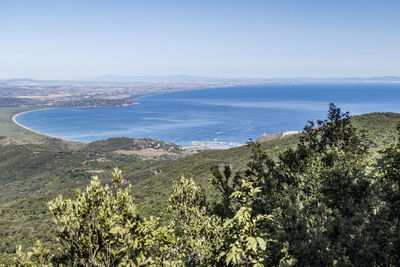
9, 85, 224, 139
10, 86, 259, 147
12, 108, 75, 142
10, 92, 161, 143
12, 107, 246, 149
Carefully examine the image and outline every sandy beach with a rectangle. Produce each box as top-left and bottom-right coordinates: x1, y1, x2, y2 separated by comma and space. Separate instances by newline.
11, 108, 72, 141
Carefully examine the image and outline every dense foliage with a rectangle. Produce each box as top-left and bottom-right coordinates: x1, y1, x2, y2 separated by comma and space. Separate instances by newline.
14, 170, 276, 266
11, 104, 400, 266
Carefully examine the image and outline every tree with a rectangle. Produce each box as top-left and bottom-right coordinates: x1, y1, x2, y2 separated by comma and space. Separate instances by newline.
370, 124, 400, 265
221, 179, 274, 266
15, 171, 275, 266
209, 164, 238, 218
166, 177, 224, 265
15, 169, 163, 266
223, 103, 373, 265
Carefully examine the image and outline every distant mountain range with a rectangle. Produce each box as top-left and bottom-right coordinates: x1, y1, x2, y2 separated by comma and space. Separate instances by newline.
89, 74, 220, 82
1, 75, 400, 83
88, 75, 400, 83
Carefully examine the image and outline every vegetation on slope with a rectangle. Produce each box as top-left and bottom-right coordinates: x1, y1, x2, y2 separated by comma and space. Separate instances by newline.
82, 137, 183, 158
1, 106, 400, 264
12, 104, 400, 266
0, 108, 46, 142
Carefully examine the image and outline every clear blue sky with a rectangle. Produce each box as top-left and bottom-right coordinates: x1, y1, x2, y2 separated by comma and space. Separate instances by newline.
0, 0, 399, 79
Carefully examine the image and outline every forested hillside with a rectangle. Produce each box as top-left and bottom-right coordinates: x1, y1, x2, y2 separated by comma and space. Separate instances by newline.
1, 107, 400, 265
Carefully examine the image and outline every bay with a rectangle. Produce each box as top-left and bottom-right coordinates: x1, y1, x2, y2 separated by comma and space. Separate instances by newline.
15, 84, 400, 147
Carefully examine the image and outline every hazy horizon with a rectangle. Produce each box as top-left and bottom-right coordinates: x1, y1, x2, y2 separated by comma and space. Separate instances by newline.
2, 74, 400, 82
1, 0, 399, 79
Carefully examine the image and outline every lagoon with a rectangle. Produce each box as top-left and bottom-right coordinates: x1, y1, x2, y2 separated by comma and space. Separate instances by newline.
15, 84, 400, 147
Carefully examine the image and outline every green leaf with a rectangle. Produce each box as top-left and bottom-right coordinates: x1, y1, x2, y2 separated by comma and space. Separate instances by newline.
257, 237, 266, 250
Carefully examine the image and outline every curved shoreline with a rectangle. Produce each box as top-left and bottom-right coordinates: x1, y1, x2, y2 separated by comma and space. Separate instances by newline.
11, 94, 159, 142
10, 91, 173, 142
12, 108, 75, 141
10, 87, 241, 145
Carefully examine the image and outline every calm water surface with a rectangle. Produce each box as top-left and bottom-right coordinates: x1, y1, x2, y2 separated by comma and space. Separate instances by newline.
16, 84, 400, 147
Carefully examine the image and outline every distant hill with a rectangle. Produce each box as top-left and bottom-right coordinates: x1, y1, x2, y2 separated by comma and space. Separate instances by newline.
256, 131, 301, 143
2, 75, 400, 84
0, 78, 41, 83
89, 74, 219, 82
81, 137, 182, 153
87, 75, 400, 84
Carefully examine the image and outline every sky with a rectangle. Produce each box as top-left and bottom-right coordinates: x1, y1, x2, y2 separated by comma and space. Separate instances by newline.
0, 0, 399, 79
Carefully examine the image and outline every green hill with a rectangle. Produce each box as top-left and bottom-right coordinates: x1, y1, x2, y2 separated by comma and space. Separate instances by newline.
0, 112, 400, 264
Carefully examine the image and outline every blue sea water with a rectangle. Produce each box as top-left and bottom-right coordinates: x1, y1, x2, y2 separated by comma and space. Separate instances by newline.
15, 84, 400, 147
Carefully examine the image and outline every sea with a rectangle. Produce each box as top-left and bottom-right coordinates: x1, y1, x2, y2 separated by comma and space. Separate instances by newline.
15, 84, 400, 148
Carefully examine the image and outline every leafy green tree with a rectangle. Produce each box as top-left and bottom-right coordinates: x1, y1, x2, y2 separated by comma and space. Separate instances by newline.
369, 124, 400, 265
221, 179, 273, 266
219, 104, 374, 265
15, 169, 164, 266
209, 164, 239, 218
47, 168, 159, 266
14, 241, 53, 267
15, 171, 276, 266
166, 176, 276, 266
166, 177, 225, 265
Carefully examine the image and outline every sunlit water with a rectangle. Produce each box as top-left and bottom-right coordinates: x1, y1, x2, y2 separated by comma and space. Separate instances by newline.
15, 84, 400, 147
